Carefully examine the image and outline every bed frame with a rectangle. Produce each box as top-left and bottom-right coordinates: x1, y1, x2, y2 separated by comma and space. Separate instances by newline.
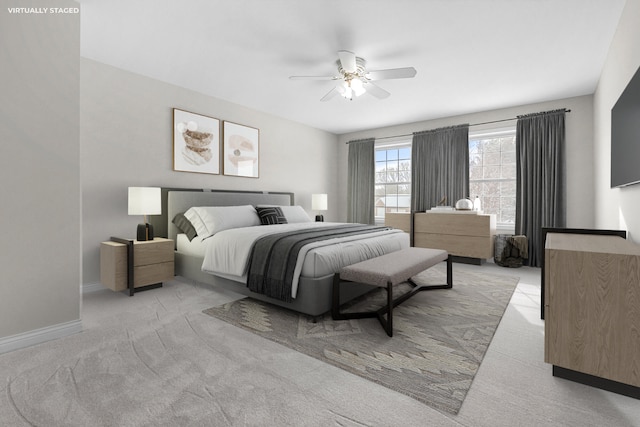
155, 188, 373, 317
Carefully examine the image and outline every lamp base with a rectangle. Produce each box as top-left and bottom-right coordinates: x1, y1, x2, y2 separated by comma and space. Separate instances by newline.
136, 223, 154, 241
315, 214, 324, 222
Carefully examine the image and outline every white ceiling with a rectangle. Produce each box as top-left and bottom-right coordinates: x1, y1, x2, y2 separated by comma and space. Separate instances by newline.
78, 0, 626, 135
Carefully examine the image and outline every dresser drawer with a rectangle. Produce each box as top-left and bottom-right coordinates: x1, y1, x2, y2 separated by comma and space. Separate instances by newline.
414, 233, 493, 259
414, 213, 492, 237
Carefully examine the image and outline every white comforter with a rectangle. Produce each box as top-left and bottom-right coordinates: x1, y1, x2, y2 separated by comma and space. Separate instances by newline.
201, 222, 406, 298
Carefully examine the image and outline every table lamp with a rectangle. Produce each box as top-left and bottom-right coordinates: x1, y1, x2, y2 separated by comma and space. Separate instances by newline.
312, 193, 328, 222
128, 187, 161, 241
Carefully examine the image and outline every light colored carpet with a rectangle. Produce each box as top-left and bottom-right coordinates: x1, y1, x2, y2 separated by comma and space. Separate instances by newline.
3, 264, 640, 426
204, 264, 518, 415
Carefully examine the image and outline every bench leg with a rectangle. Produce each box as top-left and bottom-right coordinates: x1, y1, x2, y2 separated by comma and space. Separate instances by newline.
331, 273, 348, 320
406, 256, 453, 291
332, 258, 453, 338
332, 274, 377, 321
332, 273, 392, 336
380, 281, 393, 337
331, 273, 340, 319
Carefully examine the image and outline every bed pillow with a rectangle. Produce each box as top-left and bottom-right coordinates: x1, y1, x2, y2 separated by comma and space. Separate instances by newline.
280, 205, 312, 223
256, 206, 288, 225
172, 213, 198, 241
186, 205, 261, 238
258, 205, 311, 223
183, 207, 209, 238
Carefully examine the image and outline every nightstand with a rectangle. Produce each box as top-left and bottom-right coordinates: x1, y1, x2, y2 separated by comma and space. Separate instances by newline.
100, 237, 174, 296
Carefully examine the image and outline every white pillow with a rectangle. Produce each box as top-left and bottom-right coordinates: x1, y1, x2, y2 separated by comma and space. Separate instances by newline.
183, 207, 209, 238
258, 205, 311, 223
184, 205, 260, 238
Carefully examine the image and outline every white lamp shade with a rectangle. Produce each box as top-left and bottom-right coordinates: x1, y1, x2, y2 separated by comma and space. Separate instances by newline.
312, 194, 328, 211
128, 187, 161, 216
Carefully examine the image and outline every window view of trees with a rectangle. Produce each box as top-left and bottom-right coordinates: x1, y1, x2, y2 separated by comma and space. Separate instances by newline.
372, 132, 515, 228
468, 131, 516, 226
375, 145, 411, 222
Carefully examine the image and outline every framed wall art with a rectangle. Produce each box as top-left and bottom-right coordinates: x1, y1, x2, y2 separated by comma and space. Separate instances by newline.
173, 108, 220, 174
223, 121, 260, 178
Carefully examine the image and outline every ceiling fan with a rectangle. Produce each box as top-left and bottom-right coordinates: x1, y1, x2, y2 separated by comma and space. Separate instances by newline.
289, 50, 417, 101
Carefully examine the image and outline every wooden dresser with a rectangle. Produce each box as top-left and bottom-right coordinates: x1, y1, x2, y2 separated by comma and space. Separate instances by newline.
413, 212, 496, 261
545, 233, 640, 397
384, 212, 411, 233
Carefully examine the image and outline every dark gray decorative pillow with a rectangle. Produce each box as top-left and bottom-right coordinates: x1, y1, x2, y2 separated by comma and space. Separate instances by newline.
172, 213, 198, 241
256, 206, 288, 225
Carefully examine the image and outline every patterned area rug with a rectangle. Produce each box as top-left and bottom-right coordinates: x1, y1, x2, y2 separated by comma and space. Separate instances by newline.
203, 265, 518, 415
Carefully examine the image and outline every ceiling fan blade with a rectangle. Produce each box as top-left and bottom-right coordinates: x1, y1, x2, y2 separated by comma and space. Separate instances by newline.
337, 50, 357, 73
366, 67, 417, 81
364, 81, 391, 99
289, 75, 338, 81
320, 86, 341, 102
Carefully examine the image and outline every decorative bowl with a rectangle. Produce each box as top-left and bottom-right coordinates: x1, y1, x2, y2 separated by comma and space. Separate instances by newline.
455, 198, 474, 210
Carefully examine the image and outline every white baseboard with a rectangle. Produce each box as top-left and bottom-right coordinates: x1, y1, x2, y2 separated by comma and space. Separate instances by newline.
0, 320, 83, 355
83, 282, 106, 294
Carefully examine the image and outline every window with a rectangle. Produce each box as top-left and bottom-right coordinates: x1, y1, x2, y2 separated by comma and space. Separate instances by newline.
374, 141, 411, 224
469, 129, 516, 229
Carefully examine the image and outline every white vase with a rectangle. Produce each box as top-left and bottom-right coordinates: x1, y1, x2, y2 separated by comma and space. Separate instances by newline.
473, 196, 482, 211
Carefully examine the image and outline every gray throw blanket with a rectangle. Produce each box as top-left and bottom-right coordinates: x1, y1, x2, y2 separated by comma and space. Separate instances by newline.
247, 224, 390, 302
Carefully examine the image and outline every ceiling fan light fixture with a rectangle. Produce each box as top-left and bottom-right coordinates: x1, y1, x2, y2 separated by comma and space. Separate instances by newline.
290, 50, 415, 102
340, 77, 365, 100
351, 77, 366, 96
343, 85, 353, 100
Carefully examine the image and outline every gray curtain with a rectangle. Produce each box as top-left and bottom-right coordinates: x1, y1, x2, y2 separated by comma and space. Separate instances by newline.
411, 124, 470, 212
515, 109, 566, 267
347, 138, 375, 224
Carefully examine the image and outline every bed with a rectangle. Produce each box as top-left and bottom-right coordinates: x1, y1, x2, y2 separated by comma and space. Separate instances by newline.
160, 189, 409, 317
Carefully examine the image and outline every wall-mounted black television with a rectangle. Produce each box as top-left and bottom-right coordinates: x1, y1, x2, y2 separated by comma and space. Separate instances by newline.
611, 65, 640, 188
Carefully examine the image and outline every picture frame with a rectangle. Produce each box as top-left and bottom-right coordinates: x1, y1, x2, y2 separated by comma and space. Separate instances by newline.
223, 121, 260, 178
173, 108, 220, 174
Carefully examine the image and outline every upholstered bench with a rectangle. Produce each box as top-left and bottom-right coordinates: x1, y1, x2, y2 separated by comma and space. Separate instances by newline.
332, 247, 452, 337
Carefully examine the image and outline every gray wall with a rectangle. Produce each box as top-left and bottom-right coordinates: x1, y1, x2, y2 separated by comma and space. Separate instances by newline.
81, 59, 339, 286
0, 2, 81, 338
336, 95, 595, 229
594, 0, 640, 241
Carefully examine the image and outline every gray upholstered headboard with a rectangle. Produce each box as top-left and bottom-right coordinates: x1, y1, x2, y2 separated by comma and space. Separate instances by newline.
161, 189, 294, 242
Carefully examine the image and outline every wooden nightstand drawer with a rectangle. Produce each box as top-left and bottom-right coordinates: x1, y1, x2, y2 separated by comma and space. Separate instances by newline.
100, 237, 174, 293
133, 261, 174, 287
133, 239, 174, 266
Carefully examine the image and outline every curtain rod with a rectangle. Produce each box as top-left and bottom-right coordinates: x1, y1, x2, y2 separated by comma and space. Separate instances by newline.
345, 108, 571, 143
